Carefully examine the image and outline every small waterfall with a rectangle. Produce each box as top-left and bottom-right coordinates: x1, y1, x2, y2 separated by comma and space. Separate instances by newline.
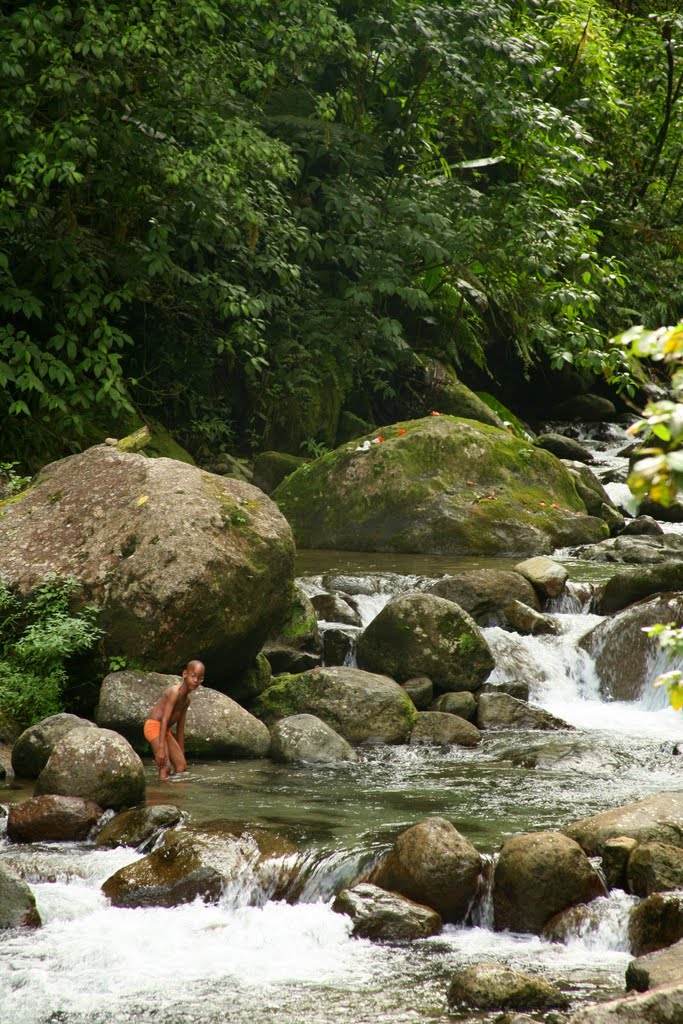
546, 581, 596, 615
484, 614, 603, 705
469, 853, 495, 929
548, 890, 637, 952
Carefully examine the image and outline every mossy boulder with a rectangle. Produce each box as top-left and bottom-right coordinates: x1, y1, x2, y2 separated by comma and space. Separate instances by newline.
34, 726, 145, 810
11, 714, 97, 780
0, 444, 295, 684
356, 593, 494, 693
252, 452, 307, 495
273, 415, 607, 555
253, 666, 418, 744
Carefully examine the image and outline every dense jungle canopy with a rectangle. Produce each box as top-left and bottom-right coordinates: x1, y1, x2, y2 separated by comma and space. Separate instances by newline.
2, 0, 683, 468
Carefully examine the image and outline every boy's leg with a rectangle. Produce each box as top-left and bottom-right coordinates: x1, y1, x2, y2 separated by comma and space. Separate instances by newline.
148, 735, 171, 781
166, 732, 187, 774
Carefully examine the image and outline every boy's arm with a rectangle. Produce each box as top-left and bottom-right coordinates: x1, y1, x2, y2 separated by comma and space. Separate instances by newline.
157, 688, 179, 764
175, 705, 188, 753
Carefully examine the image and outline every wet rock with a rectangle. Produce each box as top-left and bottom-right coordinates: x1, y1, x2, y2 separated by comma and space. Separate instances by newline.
541, 896, 617, 944
562, 461, 619, 523
535, 433, 594, 463
629, 891, 683, 955
262, 584, 322, 672
596, 560, 683, 614
253, 665, 418, 744
481, 679, 530, 702
426, 569, 540, 627
602, 836, 638, 890
320, 626, 357, 667
356, 593, 494, 693
626, 841, 683, 897
272, 415, 607, 556
620, 516, 664, 537
639, 496, 683, 523
493, 830, 607, 934
0, 863, 41, 929
269, 714, 358, 764
430, 691, 476, 720
310, 593, 361, 627
564, 792, 683, 857
0, 444, 295, 683
409, 712, 481, 747
402, 676, 434, 710
447, 962, 569, 1012
229, 653, 273, 704
503, 599, 558, 635
95, 804, 184, 849
626, 937, 683, 992
7, 794, 103, 843
251, 451, 306, 494
581, 595, 683, 701
332, 882, 442, 940
515, 556, 568, 600
96, 672, 271, 758
11, 714, 98, 780
263, 646, 322, 674
568, 982, 683, 1022
476, 693, 572, 731
554, 393, 616, 421
362, 816, 482, 923
35, 727, 145, 811
102, 821, 299, 908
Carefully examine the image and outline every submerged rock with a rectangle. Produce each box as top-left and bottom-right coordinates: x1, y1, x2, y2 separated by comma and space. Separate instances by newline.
101, 821, 299, 908
272, 415, 607, 555
253, 666, 418, 744
95, 804, 184, 850
269, 714, 358, 764
356, 593, 494, 692
493, 830, 607, 934
362, 816, 482, 923
447, 962, 569, 1012
0, 863, 41, 929
7, 794, 103, 843
568, 982, 683, 1023
332, 882, 442, 940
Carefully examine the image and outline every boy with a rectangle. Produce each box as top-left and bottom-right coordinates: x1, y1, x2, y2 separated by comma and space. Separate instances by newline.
143, 659, 205, 780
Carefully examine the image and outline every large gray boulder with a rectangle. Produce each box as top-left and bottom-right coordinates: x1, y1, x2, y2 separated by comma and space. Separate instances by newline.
7, 795, 103, 843
568, 983, 683, 1023
363, 816, 482, 923
493, 831, 607, 934
96, 672, 270, 759
269, 714, 358, 764
0, 444, 295, 685
0, 864, 41, 929
332, 882, 442, 940
272, 415, 608, 555
626, 938, 683, 992
34, 727, 145, 810
253, 666, 418, 744
580, 596, 683, 701
564, 793, 683, 857
101, 821, 299, 908
356, 593, 494, 693
425, 569, 540, 627
595, 558, 683, 614
11, 714, 97, 779
447, 962, 569, 1012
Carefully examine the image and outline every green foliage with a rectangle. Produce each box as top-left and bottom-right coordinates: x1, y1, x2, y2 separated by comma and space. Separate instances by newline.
0, 574, 102, 727
5, 0, 683, 461
617, 321, 683, 710
0, 461, 31, 497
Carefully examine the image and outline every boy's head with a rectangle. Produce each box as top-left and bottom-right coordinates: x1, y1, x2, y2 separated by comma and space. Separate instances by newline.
183, 660, 205, 690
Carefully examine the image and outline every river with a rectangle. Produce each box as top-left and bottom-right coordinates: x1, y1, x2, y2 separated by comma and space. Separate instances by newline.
1, 423, 682, 1024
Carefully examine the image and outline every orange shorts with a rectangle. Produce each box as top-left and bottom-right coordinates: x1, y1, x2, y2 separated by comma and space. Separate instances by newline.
143, 719, 172, 743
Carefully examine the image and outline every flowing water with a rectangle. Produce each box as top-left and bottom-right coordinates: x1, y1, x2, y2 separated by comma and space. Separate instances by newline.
2, 423, 683, 1024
